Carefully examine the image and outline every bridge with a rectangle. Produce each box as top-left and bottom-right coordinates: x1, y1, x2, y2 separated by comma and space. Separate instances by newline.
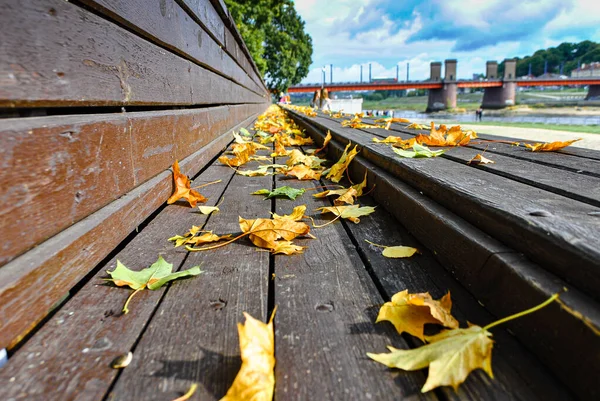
289, 59, 600, 111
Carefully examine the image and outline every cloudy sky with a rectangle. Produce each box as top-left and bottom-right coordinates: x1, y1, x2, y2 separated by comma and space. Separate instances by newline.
292, 0, 600, 83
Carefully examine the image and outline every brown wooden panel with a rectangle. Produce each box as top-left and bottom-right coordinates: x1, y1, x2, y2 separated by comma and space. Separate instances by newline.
0, 104, 266, 268
80, 0, 266, 96
0, 165, 236, 401
0, 113, 259, 350
179, 0, 226, 46
0, 0, 265, 107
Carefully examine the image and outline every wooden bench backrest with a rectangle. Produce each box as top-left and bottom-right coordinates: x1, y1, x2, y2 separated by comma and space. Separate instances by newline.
0, 0, 270, 350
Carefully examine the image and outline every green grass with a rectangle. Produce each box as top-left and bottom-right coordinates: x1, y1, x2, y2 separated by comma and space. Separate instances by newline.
450, 121, 600, 134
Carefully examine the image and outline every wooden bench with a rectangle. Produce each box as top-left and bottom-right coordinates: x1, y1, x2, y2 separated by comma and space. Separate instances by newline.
1, 2, 599, 400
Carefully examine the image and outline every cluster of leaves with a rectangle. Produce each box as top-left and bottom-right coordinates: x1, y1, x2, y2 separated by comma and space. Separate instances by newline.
368, 290, 563, 393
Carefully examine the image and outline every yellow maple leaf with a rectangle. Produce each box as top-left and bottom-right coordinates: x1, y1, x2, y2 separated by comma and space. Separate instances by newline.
307, 130, 332, 155
167, 161, 207, 207
376, 290, 458, 340
316, 204, 375, 224
525, 138, 582, 152
416, 123, 472, 147
368, 325, 493, 392
272, 205, 306, 221
221, 310, 276, 401
239, 216, 310, 254
325, 143, 359, 183
284, 165, 323, 180
271, 140, 289, 157
468, 153, 495, 165
406, 123, 428, 130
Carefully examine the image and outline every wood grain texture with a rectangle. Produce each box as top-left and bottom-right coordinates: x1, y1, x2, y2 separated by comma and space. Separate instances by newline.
363, 126, 600, 207
0, 114, 259, 350
0, 0, 265, 107
272, 177, 434, 400
0, 104, 266, 267
108, 147, 273, 400
291, 112, 597, 400
289, 111, 600, 301
342, 196, 574, 401
0, 165, 236, 401
80, 0, 267, 96
179, 0, 226, 46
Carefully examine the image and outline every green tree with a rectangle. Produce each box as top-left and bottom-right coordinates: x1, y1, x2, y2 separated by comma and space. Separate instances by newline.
225, 0, 313, 93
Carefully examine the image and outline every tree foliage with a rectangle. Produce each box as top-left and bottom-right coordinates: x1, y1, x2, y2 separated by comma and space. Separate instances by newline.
225, 0, 313, 93
499, 40, 600, 77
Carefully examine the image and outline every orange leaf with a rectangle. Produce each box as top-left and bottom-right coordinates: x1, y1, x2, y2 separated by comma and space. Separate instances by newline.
167, 161, 207, 207
284, 165, 322, 180
525, 138, 582, 152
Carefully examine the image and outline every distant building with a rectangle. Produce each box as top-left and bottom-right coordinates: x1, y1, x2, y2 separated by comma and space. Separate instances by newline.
571, 62, 600, 78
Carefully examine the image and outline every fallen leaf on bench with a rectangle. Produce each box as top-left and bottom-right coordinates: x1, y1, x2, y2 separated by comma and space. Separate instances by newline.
374, 117, 411, 124
198, 205, 220, 215
373, 136, 417, 149
240, 216, 310, 254
237, 164, 287, 177
316, 205, 376, 224
169, 227, 232, 248
286, 149, 327, 169
283, 165, 323, 180
467, 153, 495, 165
219, 141, 264, 167
172, 383, 198, 401
221, 309, 276, 401
272, 205, 307, 221
105, 256, 202, 314
369, 292, 562, 392
365, 240, 419, 258
376, 290, 458, 340
167, 161, 207, 207
271, 241, 306, 255
415, 123, 474, 147
406, 123, 428, 130
252, 186, 306, 200
524, 138, 582, 152
271, 140, 290, 157
368, 325, 493, 392
110, 352, 133, 369
392, 144, 446, 158
306, 130, 332, 154
325, 142, 359, 183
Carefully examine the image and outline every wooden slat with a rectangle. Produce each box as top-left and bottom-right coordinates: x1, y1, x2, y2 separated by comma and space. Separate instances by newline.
0, 0, 265, 107
342, 196, 575, 401
0, 164, 236, 400
272, 177, 434, 400
289, 111, 600, 301
382, 121, 600, 178
0, 113, 259, 350
362, 126, 600, 207
0, 104, 266, 267
80, 0, 267, 96
293, 114, 599, 400
179, 0, 226, 46
108, 148, 273, 400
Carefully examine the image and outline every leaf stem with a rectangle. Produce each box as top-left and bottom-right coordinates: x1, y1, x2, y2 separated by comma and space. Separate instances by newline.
308, 214, 341, 228
172, 383, 198, 401
191, 179, 222, 190
122, 288, 144, 314
365, 239, 387, 248
483, 293, 560, 331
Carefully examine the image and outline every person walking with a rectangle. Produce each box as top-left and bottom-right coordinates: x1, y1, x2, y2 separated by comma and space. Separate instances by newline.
320, 88, 332, 111
310, 90, 321, 108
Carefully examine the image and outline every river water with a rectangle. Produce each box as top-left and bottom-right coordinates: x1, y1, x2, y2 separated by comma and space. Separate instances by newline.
386, 110, 600, 125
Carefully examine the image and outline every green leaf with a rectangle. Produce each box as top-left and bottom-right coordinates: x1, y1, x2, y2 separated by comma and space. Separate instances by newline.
106, 256, 202, 313
392, 144, 446, 158
239, 127, 252, 138
252, 186, 305, 200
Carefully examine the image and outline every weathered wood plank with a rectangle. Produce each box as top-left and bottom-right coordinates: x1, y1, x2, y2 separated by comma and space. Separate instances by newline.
293, 113, 597, 400
0, 114, 258, 350
272, 177, 434, 400
0, 0, 265, 107
0, 104, 266, 268
108, 148, 273, 400
0, 164, 236, 401
179, 0, 226, 46
80, 0, 267, 96
289, 111, 600, 301
381, 121, 600, 178
342, 196, 575, 401
364, 126, 600, 207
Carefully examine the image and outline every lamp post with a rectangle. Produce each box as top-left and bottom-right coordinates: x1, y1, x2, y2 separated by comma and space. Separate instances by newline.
321, 66, 326, 88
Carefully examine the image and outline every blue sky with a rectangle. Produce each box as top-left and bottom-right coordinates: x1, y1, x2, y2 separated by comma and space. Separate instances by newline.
293, 0, 600, 83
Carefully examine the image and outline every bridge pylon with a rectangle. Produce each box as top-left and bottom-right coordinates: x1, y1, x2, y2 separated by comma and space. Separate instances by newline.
426, 60, 457, 112
481, 59, 517, 109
